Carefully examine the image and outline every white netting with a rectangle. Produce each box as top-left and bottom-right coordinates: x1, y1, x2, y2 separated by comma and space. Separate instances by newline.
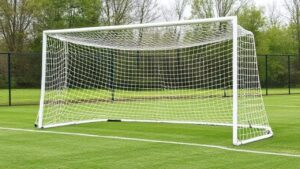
37, 19, 272, 145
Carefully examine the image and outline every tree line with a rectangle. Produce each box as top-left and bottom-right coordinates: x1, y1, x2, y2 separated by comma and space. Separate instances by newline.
0, 0, 300, 89
0, 0, 299, 56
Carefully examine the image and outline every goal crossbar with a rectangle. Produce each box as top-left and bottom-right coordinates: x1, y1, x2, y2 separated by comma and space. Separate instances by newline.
43, 17, 237, 34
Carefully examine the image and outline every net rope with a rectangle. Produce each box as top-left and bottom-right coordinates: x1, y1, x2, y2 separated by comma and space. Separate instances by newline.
38, 20, 272, 144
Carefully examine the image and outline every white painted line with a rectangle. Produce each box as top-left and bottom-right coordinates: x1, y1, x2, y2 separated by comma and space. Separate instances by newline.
266, 105, 300, 108
0, 126, 299, 158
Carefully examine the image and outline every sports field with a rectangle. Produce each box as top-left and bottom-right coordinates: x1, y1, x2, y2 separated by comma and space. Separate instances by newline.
0, 89, 300, 168
1, 88, 300, 105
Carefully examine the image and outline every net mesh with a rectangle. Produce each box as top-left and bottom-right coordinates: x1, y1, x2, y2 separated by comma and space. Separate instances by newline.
37, 19, 272, 144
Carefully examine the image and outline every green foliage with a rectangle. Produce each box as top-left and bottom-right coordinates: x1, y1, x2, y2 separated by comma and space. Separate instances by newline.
237, 5, 297, 55
32, 0, 101, 29
237, 5, 300, 88
238, 5, 266, 48
29, 0, 101, 51
258, 26, 296, 55
191, 0, 214, 18
100, 0, 134, 25
191, 0, 248, 18
268, 58, 288, 87
0, 39, 7, 51
0, 0, 35, 52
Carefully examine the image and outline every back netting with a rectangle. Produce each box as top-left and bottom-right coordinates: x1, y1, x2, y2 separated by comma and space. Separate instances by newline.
37, 18, 272, 145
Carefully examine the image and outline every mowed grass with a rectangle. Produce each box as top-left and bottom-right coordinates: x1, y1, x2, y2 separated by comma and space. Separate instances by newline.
263, 88, 300, 95
1, 88, 231, 105
0, 89, 40, 105
1, 88, 300, 106
0, 90, 300, 168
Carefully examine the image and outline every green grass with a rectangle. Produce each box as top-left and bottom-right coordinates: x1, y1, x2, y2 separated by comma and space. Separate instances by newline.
1, 88, 300, 106
1, 88, 231, 105
262, 88, 300, 95
0, 89, 40, 105
0, 90, 300, 168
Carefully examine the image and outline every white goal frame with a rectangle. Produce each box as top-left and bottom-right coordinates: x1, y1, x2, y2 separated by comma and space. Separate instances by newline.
37, 16, 273, 146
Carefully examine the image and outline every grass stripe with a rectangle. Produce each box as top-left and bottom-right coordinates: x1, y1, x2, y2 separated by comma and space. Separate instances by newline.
266, 105, 300, 108
0, 126, 299, 158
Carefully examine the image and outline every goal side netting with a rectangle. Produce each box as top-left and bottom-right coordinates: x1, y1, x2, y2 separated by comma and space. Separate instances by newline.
36, 17, 273, 145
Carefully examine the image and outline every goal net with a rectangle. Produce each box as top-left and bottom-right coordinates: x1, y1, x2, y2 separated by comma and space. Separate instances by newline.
36, 17, 273, 145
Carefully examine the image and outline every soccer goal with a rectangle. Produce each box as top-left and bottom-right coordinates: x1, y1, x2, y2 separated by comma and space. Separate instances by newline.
36, 16, 273, 145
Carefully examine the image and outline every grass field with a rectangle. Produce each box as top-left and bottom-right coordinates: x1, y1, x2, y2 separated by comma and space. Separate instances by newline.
0, 89, 300, 168
1, 88, 300, 106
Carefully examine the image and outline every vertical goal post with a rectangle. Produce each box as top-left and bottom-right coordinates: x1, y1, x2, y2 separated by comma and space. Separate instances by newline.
232, 16, 239, 146
37, 16, 273, 145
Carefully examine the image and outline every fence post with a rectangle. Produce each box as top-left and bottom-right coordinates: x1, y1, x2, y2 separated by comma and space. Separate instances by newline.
265, 55, 268, 96
7, 53, 12, 106
288, 55, 291, 95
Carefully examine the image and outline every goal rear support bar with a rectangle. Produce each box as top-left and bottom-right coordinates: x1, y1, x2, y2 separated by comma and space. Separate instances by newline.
41, 118, 273, 145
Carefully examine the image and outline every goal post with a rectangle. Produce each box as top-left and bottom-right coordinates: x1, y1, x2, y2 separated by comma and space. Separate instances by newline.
232, 16, 239, 146
37, 32, 47, 128
36, 16, 273, 145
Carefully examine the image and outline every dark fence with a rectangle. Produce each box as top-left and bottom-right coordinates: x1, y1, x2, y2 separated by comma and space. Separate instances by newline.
257, 54, 300, 95
0, 53, 299, 106
0, 52, 41, 106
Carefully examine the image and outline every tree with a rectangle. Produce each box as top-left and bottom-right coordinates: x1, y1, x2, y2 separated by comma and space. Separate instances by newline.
191, 0, 214, 18
163, 0, 190, 21
30, 0, 101, 51
134, 0, 160, 24
238, 5, 266, 49
285, 0, 300, 64
65, 0, 102, 27
133, 0, 160, 49
174, 0, 190, 20
268, 1, 282, 27
101, 0, 134, 25
215, 0, 248, 17
32, 0, 101, 29
191, 0, 248, 18
260, 26, 295, 54
0, 0, 34, 52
